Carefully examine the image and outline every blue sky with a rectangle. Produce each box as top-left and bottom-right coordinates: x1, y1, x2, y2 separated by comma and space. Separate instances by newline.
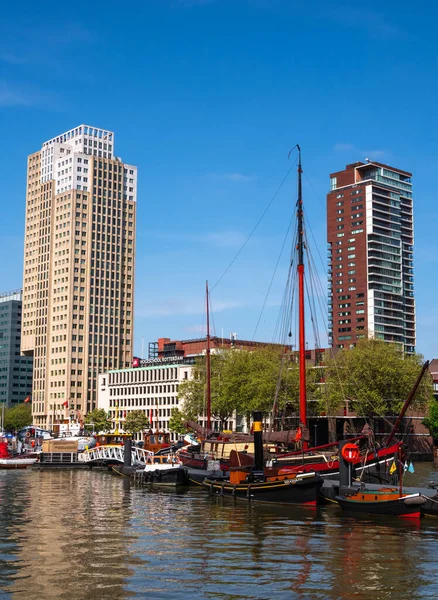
1, 0, 437, 359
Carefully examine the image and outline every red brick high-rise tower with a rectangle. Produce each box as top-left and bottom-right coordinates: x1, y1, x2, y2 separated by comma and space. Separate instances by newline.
327, 160, 415, 353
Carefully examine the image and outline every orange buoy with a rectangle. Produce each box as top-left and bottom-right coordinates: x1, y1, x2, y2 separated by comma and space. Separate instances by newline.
341, 443, 360, 463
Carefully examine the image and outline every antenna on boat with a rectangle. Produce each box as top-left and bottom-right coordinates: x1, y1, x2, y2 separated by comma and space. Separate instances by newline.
289, 144, 308, 450
206, 280, 211, 434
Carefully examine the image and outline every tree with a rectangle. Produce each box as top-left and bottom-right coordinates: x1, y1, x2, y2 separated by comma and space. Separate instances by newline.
177, 346, 320, 428
179, 349, 255, 427
4, 404, 32, 432
123, 410, 149, 435
168, 408, 188, 435
423, 401, 438, 442
84, 408, 112, 433
323, 338, 433, 418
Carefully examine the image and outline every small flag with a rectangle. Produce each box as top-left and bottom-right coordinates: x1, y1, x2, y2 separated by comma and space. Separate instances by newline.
295, 427, 302, 442
24, 396, 31, 403
408, 461, 415, 474
389, 461, 397, 475
63, 400, 69, 408
149, 409, 153, 425
404, 461, 408, 472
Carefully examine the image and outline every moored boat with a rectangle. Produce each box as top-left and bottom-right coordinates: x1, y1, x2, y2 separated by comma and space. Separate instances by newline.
201, 412, 323, 506
0, 440, 37, 469
0, 456, 37, 469
335, 488, 425, 519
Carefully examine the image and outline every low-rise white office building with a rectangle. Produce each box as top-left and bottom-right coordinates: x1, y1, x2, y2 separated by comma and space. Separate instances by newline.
97, 358, 194, 440
97, 355, 238, 439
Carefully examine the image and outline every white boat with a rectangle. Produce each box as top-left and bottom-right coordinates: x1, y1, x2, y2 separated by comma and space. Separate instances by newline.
0, 456, 37, 469
132, 454, 189, 486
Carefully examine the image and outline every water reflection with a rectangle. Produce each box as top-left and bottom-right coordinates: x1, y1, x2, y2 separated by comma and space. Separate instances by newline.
0, 470, 137, 599
1, 465, 438, 599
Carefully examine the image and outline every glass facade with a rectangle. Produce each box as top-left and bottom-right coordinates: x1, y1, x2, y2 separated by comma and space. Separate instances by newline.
0, 292, 33, 407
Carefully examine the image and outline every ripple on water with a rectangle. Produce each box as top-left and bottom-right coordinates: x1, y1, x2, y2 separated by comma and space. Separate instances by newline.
2, 466, 438, 599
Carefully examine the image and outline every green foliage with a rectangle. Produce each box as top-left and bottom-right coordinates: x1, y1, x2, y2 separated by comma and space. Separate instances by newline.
323, 338, 433, 417
423, 401, 438, 440
123, 410, 149, 435
84, 408, 112, 433
4, 403, 32, 432
178, 346, 321, 425
168, 408, 188, 435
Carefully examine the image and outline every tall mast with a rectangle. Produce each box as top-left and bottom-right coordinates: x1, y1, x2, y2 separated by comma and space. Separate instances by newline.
206, 280, 211, 432
296, 145, 308, 449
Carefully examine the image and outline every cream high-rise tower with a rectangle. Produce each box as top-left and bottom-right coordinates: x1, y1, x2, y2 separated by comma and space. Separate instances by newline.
22, 125, 137, 428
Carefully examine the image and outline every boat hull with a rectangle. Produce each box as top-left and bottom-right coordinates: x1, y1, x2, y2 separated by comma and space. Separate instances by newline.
178, 450, 229, 472
0, 458, 37, 469
202, 473, 323, 506
131, 466, 189, 487
271, 443, 400, 483
335, 493, 424, 518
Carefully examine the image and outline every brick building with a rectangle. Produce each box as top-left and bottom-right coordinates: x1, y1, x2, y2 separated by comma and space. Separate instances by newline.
327, 160, 415, 353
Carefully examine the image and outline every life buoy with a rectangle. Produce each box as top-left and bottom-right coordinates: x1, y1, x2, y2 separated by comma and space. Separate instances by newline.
341, 443, 360, 463
26, 432, 31, 438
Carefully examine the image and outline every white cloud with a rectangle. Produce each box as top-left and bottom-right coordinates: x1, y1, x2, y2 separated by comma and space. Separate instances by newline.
328, 6, 404, 39
203, 230, 246, 247
174, 0, 219, 6
183, 324, 206, 334
334, 143, 355, 152
0, 81, 60, 109
223, 172, 256, 182
208, 172, 256, 183
0, 52, 27, 64
333, 143, 388, 161
146, 229, 247, 248
362, 149, 386, 160
0, 82, 29, 107
136, 298, 244, 318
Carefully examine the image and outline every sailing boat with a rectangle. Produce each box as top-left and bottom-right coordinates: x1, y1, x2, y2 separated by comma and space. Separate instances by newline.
201, 411, 323, 505
200, 147, 323, 505
202, 145, 426, 484
334, 444, 425, 518
269, 360, 430, 481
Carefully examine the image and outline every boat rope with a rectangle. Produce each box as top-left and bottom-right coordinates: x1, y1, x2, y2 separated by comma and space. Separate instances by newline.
210, 158, 297, 293
252, 216, 293, 341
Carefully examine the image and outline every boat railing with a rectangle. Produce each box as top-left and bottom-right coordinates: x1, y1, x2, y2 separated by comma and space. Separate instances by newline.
272, 453, 336, 465
39, 452, 79, 464
144, 454, 180, 466
278, 436, 366, 458
79, 445, 154, 464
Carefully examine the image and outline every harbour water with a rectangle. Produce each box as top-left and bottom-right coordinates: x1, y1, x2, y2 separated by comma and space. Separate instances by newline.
1, 464, 438, 599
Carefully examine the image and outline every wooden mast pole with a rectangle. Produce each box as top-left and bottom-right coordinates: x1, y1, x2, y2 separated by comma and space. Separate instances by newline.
386, 360, 430, 446
296, 145, 308, 450
206, 280, 211, 433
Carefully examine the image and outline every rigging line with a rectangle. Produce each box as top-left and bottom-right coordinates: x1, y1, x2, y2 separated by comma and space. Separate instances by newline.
252, 217, 293, 341
305, 230, 330, 331
208, 293, 218, 339
304, 234, 351, 405
304, 266, 320, 349
272, 226, 297, 343
277, 255, 297, 346
305, 235, 329, 336
304, 212, 328, 278
303, 170, 326, 213
210, 159, 297, 293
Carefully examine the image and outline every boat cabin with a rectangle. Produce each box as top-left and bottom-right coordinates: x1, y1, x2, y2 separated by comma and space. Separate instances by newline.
94, 433, 132, 447
144, 455, 179, 466
143, 430, 171, 453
